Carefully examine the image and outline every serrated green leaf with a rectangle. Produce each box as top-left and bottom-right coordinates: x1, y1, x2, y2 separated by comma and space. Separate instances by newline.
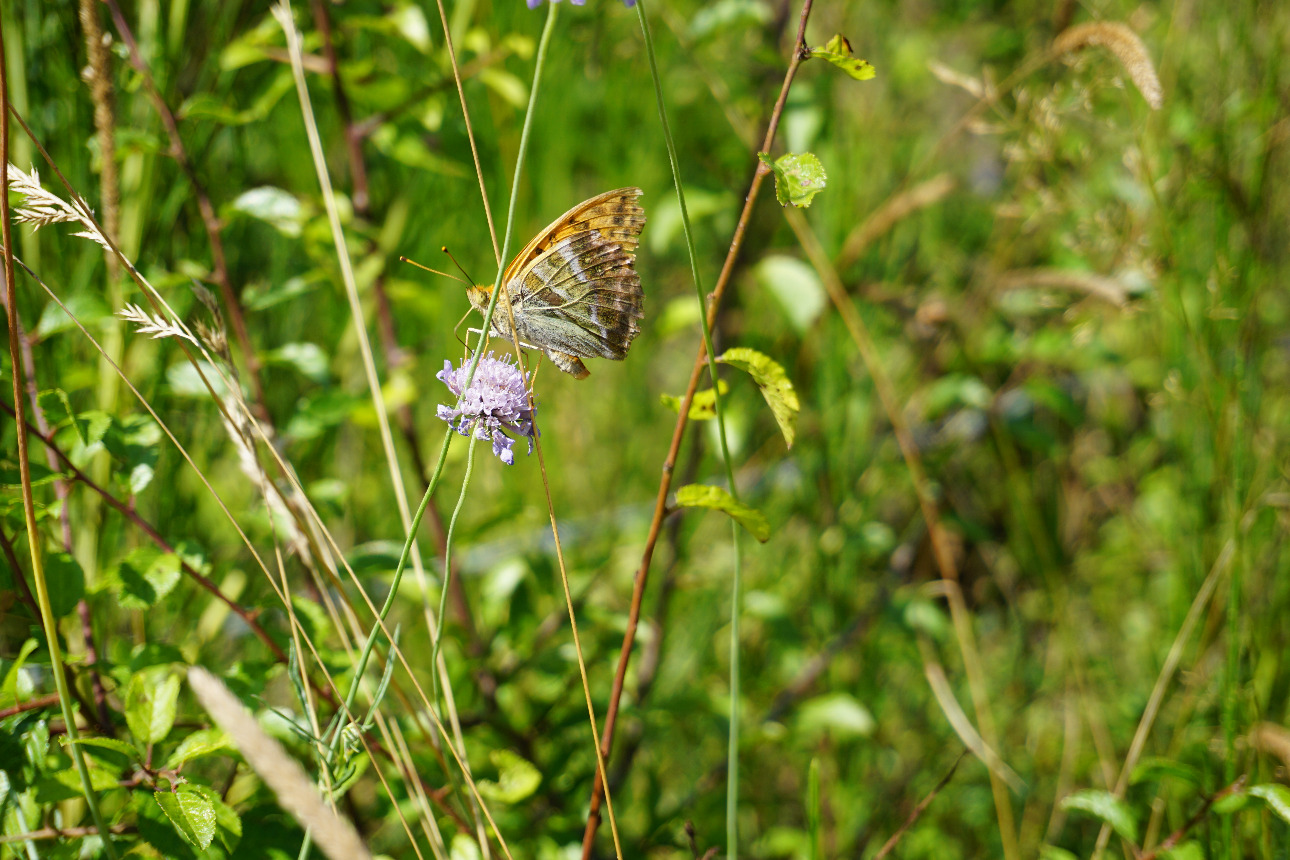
660, 380, 730, 420
155, 785, 217, 850
1060, 789, 1138, 843
44, 552, 85, 618
126, 670, 182, 745
164, 728, 234, 770
675, 484, 771, 542
183, 782, 243, 851
758, 151, 828, 208
64, 736, 142, 762
717, 347, 800, 448
1250, 784, 1290, 824
0, 462, 69, 489
477, 749, 541, 804
808, 34, 876, 81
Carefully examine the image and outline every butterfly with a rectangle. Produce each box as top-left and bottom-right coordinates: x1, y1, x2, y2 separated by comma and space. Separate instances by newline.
467, 187, 646, 379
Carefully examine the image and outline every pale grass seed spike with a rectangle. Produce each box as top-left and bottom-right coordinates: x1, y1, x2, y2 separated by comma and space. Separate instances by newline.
468, 187, 646, 379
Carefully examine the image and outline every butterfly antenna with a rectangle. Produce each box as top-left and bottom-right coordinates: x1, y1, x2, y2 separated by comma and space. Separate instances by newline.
442, 246, 476, 286
398, 255, 467, 284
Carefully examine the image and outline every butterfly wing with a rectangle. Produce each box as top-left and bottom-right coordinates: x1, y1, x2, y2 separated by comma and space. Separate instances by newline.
501, 188, 646, 378
502, 187, 645, 285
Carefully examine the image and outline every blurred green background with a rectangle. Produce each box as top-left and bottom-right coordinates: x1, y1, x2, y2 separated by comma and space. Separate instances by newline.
1, 0, 1288, 858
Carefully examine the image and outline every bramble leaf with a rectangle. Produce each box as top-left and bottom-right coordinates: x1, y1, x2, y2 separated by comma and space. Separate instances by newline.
758, 152, 828, 208
126, 670, 182, 745
155, 785, 217, 850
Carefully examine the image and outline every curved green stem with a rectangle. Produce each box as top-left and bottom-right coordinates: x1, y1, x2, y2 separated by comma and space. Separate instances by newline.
634, 0, 744, 854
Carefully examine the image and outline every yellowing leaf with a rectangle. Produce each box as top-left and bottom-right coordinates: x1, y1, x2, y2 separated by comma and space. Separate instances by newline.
478, 750, 541, 804
809, 34, 876, 81
717, 347, 800, 448
675, 484, 771, 542
758, 152, 828, 208
660, 380, 730, 420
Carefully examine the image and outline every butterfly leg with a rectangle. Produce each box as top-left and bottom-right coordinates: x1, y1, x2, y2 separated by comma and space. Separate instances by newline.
464, 328, 544, 353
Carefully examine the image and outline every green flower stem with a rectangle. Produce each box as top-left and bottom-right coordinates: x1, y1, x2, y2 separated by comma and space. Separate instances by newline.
634, 0, 744, 855
0, 27, 118, 860
433, 433, 479, 699
463, 1, 559, 391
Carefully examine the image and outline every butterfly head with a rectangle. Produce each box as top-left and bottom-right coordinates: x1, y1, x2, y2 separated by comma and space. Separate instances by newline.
466, 284, 494, 313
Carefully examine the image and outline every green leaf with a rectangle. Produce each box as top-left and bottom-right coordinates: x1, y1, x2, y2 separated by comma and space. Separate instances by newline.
64, 736, 142, 763
477, 749, 541, 804
229, 186, 304, 237
808, 34, 876, 81
0, 461, 69, 489
164, 728, 234, 770
45, 553, 86, 618
660, 380, 730, 420
717, 347, 801, 448
264, 342, 330, 384
1060, 789, 1138, 843
675, 484, 771, 542
155, 785, 217, 850
758, 151, 828, 208
797, 693, 875, 739
1250, 784, 1290, 824
754, 254, 826, 333
34, 765, 121, 803
125, 670, 182, 745
1129, 757, 1202, 787
110, 548, 182, 610
1039, 847, 1079, 860
183, 782, 243, 851
1, 638, 39, 700
1161, 842, 1204, 860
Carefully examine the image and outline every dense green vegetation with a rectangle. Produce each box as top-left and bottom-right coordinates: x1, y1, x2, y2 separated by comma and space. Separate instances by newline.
2, 1, 1288, 858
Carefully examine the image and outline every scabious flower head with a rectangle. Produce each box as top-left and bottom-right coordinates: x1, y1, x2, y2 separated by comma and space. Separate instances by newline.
436, 353, 535, 465
526, 0, 635, 8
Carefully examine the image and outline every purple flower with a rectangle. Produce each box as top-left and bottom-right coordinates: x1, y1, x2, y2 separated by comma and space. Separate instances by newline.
436, 353, 536, 465
527, 0, 635, 7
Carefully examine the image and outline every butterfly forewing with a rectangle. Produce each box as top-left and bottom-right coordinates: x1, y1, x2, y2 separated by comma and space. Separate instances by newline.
476, 187, 645, 378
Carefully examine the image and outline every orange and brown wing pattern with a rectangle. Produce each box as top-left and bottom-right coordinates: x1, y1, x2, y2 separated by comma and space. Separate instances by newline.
501, 187, 645, 286
467, 188, 646, 379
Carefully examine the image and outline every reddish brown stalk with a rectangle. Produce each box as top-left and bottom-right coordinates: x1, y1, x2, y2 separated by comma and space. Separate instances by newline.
580, 1, 816, 852
1, 401, 291, 667
0, 824, 133, 845
101, 0, 268, 416
1137, 776, 1247, 860
0, 693, 63, 720
871, 752, 966, 860
309, 0, 369, 212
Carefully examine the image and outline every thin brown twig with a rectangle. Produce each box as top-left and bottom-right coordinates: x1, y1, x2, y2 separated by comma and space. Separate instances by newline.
582, 5, 816, 850
0, 824, 133, 845
1137, 776, 1247, 860
101, 0, 269, 416
871, 752, 967, 860
0, 400, 292, 668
